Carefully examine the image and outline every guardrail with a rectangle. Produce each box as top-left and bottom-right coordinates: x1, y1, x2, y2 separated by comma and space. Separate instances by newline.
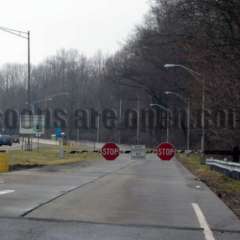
206, 158, 240, 180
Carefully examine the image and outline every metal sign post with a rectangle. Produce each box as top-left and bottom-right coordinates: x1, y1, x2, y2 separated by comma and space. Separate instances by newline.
59, 137, 64, 159
35, 132, 41, 152
55, 128, 64, 159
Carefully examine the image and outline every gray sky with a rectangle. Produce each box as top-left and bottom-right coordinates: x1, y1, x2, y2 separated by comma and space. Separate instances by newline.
0, 0, 149, 64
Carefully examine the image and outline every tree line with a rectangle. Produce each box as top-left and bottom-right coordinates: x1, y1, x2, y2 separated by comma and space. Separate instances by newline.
0, 0, 240, 149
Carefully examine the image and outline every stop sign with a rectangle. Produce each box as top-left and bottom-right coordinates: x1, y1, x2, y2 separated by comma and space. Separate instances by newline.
157, 143, 176, 161
101, 143, 120, 161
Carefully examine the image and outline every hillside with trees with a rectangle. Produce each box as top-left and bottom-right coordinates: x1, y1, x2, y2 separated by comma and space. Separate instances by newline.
0, 0, 240, 149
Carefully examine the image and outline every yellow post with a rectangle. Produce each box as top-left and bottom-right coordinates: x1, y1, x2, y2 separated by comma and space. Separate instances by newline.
0, 151, 9, 172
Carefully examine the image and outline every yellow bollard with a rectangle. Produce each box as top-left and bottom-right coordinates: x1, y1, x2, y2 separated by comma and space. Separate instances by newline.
0, 151, 9, 173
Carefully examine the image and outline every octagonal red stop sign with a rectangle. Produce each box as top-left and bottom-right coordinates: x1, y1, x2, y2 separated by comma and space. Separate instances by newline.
157, 143, 176, 161
101, 143, 120, 161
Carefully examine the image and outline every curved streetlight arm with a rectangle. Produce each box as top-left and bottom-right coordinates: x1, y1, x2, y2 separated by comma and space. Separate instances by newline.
164, 64, 201, 77
0, 26, 28, 39
164, 91, 187, 103
49, 92, 69, 99
150, 104, 171, 113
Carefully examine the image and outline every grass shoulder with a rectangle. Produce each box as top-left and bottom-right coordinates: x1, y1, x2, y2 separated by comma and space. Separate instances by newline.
7, 145, 101, 169
177, 153, 240, 218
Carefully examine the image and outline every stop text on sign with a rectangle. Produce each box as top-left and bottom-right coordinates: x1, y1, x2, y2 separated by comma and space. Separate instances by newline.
158, 148, 175, 156
102, 148, 119, 155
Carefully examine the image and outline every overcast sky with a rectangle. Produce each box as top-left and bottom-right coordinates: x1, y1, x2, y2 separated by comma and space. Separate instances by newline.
0, 0, 149, 64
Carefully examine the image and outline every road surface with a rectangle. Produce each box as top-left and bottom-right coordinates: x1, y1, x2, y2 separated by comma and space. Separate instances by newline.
0, 154, 239, 239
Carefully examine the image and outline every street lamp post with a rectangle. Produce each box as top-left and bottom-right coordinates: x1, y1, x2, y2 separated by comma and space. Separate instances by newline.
187, 98, 191, 151
137, 95, 141, 145
164, 91, 191, 150
150, 104, 171, 143
97, 113, 101, 143
164, 64, 205, 153
118, 99, 122, 144
27, 31, 31, 108
0, 26, 31, 150
0, 26, 31, 107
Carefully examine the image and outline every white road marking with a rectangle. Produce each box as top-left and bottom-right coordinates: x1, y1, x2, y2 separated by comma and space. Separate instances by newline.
0, 190, 15, 195
192, 203, 215, 240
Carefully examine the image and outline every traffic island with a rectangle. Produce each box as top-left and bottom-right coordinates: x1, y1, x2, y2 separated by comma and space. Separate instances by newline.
177, 153, 240, 219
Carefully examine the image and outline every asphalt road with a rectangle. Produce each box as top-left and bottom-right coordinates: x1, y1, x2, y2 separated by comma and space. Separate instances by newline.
0, 154, 239, 239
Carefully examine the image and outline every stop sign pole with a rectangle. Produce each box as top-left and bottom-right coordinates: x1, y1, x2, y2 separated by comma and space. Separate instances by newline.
101, 143, 120, 161
157, 143, 176, 161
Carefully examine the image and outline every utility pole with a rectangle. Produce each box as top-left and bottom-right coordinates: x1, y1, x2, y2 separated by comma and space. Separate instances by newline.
97, 113, 100, 143
27, 31, 31, 151
166, 111, 170, 142
186, 98, 191, 150
27, 31, 31, 108
136, 96, 140, 144
118, 99, 122, 144
0, 26, 32, 151
201, 78, 206, 154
